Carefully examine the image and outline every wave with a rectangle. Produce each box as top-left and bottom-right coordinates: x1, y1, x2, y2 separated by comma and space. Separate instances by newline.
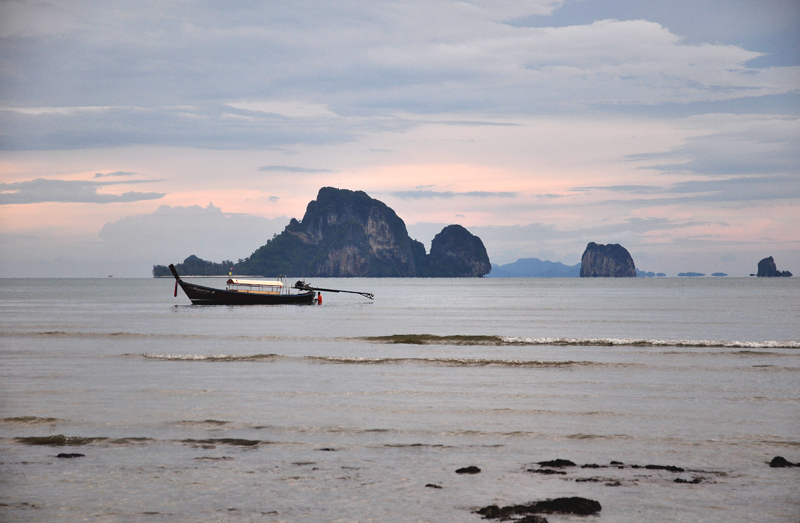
304, 356, 611, 368
566, 433, 635, 441
364, 334, 506, 345
181, 438, 263, 447
142, 353, 283, 362
175, 419, 230, 426
363, 334, 800, 349
15, 435, 106, 446
14, 435, 154, 446
2, 416, 63, 424
140, 353, 618, 368
11, 435, 266, 449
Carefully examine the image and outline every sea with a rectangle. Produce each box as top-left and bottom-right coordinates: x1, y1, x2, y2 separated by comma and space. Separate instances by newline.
1, 277, 798, 522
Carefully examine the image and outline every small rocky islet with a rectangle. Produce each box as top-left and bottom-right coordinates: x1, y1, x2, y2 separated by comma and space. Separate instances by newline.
756, 256, 792, 277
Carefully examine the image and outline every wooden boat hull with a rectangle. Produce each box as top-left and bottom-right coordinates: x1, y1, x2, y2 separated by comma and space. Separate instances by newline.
167, 263, 317, 305
178, 280, 317, 305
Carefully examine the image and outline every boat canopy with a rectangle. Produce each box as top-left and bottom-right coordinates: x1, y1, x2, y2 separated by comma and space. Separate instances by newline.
226, 278, 283, 287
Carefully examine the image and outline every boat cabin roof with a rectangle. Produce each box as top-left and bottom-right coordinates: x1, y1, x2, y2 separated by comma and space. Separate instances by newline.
226, 278, 283, 287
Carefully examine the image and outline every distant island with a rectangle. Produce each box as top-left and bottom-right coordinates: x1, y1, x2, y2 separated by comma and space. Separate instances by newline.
678, 272, 705, 277
580, 242, 636, 277
757, 256, 792, 277
636, 270, 666, 277
154, 187, 490, 278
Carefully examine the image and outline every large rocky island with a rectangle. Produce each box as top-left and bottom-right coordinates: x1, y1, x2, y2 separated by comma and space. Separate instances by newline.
579, 242, 636, 277
154, 187, 490, 278
757, 256, 792, 277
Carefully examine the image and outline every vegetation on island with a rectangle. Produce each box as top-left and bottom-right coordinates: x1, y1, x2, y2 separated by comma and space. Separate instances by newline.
153, 255, 234, 277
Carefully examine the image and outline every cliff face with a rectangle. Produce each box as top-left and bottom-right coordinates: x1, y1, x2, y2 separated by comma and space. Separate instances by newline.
757, 256, 792, 277
579, 242, 636, 277
236, 187, 490, 277
296, 187, 420, 276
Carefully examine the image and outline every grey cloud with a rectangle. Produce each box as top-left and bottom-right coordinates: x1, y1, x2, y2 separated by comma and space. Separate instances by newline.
629, 116, 800, 176
432, 120, 522, 127
257, 166, 336, 173
471, 217, 698, 243
389, 190, 518, 199
94, 171, 137, 178
0, 178, 165, 204
1, 2, 797, 150
99, 204, 291, 269
570, 185, 665, 194
570, 174, 799, 204
0, 204, 293, 277
667, 175, 800, 201
511, 0, 800, 67
0, 105, 381, 150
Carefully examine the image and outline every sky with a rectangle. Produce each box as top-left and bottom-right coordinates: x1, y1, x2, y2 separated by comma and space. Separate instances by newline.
1, 0, 798, 277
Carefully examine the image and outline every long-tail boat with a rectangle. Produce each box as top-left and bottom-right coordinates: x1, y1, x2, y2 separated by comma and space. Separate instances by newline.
168, 264, 373, 305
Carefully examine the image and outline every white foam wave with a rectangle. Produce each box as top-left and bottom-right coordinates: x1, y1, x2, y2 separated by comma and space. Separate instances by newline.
501, 337, 800, 349
142, 353, 282, 361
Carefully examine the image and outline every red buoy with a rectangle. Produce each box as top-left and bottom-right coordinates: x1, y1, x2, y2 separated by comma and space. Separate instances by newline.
317, 292, 322, 305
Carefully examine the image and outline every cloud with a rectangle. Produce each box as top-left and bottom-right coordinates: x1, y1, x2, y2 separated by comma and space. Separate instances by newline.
1, 2, 797, 150
0, 105, 380, 150
511, 0, 800, 67
629, 114, 800, 176
667, 174, 800, 201
571, 185, 665, 194
0, 178, 165, 204
227, 101, 337, 118
464, 0, 565, 19
0, 203, 293, 277
571, 174, 800, 203
94, 171, 137, 178
257, 166, 336, 173
98, 203, 291, 269
389, 190, 518, 199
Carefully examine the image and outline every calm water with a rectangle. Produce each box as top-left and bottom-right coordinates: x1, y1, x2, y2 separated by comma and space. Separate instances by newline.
1, 277, 798, 522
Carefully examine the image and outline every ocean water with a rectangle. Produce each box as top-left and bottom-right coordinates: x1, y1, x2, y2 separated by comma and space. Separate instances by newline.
1, 277, 798, 522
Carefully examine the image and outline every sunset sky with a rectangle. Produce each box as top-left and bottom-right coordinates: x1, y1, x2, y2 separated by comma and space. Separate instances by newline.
1, 0, 798, 277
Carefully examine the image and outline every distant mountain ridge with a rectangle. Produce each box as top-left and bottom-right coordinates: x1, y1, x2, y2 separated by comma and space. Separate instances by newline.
487, 258, 580, 278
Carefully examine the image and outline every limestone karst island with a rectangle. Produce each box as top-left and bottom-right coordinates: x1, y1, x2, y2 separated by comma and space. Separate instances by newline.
579, 242, 636, 278
756, 256, 792, 277
154, 187, 491, 278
